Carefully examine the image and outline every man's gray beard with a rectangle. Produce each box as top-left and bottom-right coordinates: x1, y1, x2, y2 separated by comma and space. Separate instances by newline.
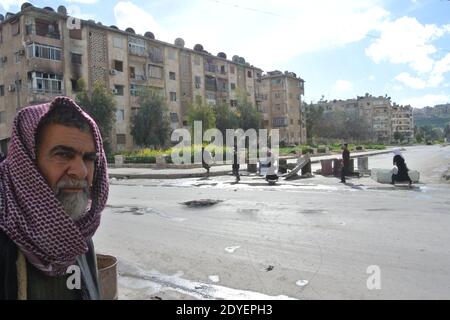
54, 178, 90, 221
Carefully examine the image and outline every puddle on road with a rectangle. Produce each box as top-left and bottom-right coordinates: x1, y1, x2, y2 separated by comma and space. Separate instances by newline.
118, 260, 295, 300
300, 209, 327, 215
106, 205, 186, 222
366, 208, 393, 212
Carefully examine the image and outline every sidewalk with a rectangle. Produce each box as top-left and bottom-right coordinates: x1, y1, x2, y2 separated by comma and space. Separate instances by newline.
108, 149, 394, 180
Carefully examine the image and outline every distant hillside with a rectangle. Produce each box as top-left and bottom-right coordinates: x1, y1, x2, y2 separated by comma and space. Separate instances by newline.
414, 116, 450, 128
414, 103, 450, 128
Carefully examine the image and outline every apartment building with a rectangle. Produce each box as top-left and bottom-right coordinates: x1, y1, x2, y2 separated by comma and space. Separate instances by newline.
259, 71, 306, 145
316, 94, 413, 143
0, 4, 272, 153
391, 104, 414, 141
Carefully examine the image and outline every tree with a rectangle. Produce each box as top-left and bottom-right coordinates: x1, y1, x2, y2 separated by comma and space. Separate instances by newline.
305, 103, 324, 143
444, 123, 450, 139
187, 96, 216, 136
213, 102, 239, 136
130, 89, 171, 149
236, 91, 262, 131
76, 80, 117, 155
393, 131, 404, 143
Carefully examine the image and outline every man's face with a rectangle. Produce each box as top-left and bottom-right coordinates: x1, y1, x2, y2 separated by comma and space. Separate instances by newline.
36, 124, 97, 221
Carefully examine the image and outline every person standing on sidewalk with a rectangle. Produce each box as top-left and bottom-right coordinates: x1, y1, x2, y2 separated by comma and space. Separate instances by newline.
232, 146, 240, 182
202, 147, 213, 178
341, 143, 351, 183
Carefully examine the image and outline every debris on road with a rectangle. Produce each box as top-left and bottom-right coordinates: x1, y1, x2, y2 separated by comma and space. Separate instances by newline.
181, 199, 224, 208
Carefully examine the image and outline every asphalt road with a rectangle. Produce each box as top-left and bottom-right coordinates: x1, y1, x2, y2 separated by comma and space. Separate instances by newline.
94, 145, 450, 300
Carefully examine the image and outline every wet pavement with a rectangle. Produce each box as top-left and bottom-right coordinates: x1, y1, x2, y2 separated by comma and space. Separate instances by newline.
94, 145, 450, 300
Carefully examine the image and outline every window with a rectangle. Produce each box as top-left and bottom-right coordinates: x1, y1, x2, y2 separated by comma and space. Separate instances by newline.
113, 37, 123, 48
148, 65, 163, 79
0, 111, 5, 124
247, 70, 252, 78
30, 72, 63, 94
168, 48, 176, 60
273, 117, 288, 127
129, 67, 135, 79
169, 72, 176, 80
220, 65, 226, 74
114, 85, 124, 96
230, 100, 238, 107
274, 92, 281, 99
230, 83, 236, 90
149, 46, 163, 63
116, 109, 125, 122
71, 53, 82, 65
230, 66, 235, 74
195, 76, 201, 88
114, 60, 123, 72
71, 79, 81, 92
170, 113, 179, 123
27, 43, 62, 61
271, 79, 282, 85
205, 76, 217, 91
69, 28, 82, 40
170, 92, 177, 102
0, 85, 4, 96
35, 19, 60, 39
128, 37, 146, 56
264, 120, 269, 126
14, 52, 20, 64
290, 119, 294, 125
116, 134, 126, 145
130, 84, 146, 96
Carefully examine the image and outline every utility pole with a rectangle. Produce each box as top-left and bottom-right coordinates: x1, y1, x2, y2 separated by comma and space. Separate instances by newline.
15, 72, 21, 111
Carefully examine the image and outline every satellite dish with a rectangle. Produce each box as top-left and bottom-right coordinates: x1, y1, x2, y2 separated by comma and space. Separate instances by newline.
217, 52, 227, 59
174, 38, 185, 47
144, 31, 155, 39
5, 13, 14, 20
238, 57, 245, 64
245, 62, 250, 67
110, 25, 119, 30
194, 44, 204, 52
57, 5, 67, 15
125, 27, 135, 34
43, 7, 55, 12
21, 3, 33, 11
232, 55, 239, 63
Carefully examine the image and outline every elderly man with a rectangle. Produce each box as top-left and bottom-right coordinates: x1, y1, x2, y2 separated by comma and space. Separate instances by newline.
0, 97, 109, 300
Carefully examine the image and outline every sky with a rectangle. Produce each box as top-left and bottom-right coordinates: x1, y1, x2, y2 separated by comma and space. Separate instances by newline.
1, 0, 449, 108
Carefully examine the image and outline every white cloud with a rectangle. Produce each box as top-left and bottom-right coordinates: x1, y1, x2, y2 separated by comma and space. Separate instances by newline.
395, 72, 427, 89
0, 0, 24, 11
114, 0, 389, 71
66, 5, 95, 21
332, 80, 353, 92
366, 16, 448, 74
65, 0, 98, 4
369, 75, 376, 81
401, 94, 450, 109
114, 1, 172, 40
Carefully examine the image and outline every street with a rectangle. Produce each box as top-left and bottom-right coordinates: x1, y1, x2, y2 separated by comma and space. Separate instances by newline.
94, 145, 450, 299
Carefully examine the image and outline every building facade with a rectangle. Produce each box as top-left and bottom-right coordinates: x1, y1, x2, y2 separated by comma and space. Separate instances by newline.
259, 71, 306, 145
316, 94, 413, 143
391, 104, 414, 141
1, 4, 305, 154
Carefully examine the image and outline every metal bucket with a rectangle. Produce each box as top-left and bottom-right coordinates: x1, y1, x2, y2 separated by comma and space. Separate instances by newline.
96, 254, 118, 300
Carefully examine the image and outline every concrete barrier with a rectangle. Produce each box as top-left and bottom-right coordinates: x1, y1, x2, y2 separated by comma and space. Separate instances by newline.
357, 157, 369, 173
371, 169, 420, 183
114, 155, 124, 168
321, 159, 333, 176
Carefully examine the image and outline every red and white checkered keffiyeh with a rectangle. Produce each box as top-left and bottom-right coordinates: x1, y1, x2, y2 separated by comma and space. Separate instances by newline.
0, 96, 109, 276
